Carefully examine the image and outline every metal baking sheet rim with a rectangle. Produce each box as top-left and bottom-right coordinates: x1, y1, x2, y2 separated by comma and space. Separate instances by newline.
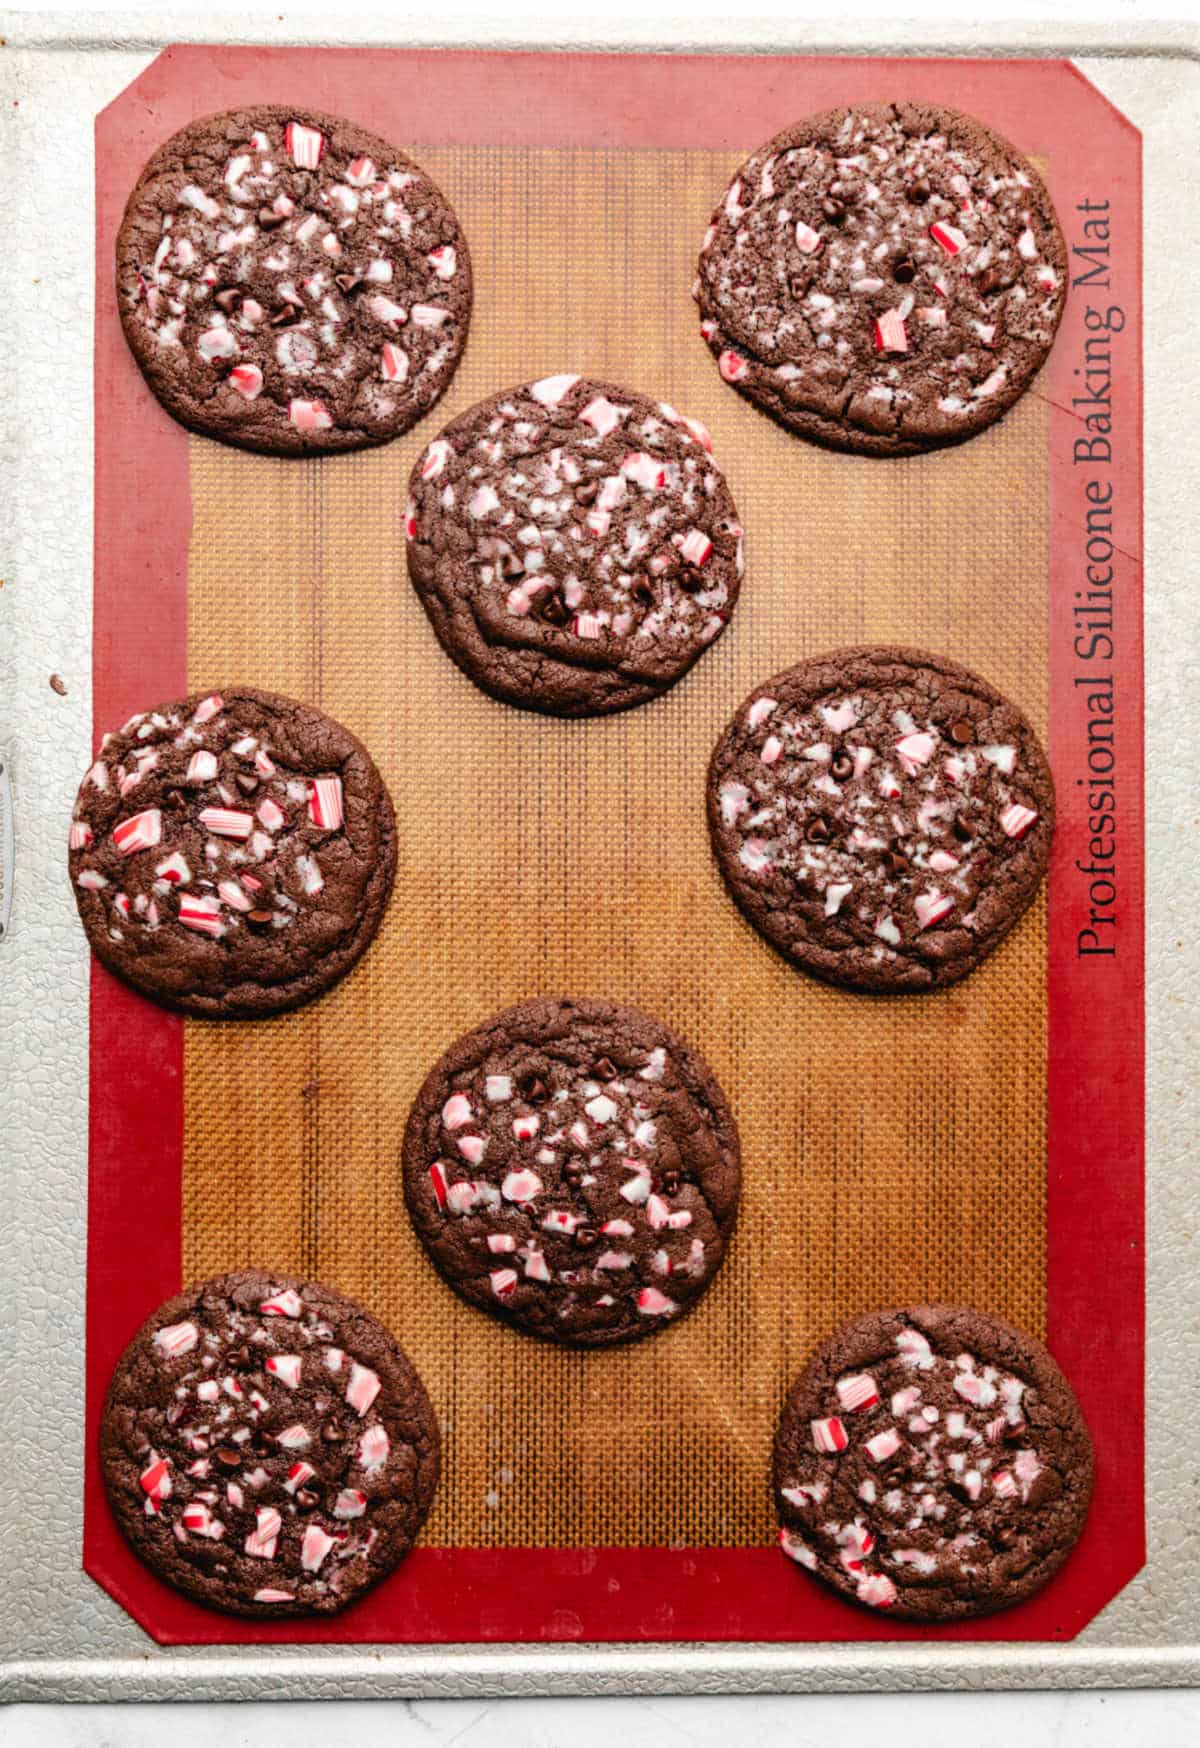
0, 13, 1196, 1701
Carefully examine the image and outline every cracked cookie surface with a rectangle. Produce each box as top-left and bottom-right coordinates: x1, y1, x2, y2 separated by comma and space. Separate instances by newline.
69, 687, 396, 1017
774, 1305, 1093, 1621
101, 1270, 439, 1618
117, 105, 472, 454
695, 102, 1066, 455
402, 998, 741, 1345
707, 646, 1054, 992
405, 376, 744, 716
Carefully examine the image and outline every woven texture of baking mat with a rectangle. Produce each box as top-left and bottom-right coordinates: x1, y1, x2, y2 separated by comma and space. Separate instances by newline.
182, 144, 1048, 1552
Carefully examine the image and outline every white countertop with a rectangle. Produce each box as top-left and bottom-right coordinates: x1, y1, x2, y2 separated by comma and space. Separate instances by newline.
4, 1690, 1200, 1745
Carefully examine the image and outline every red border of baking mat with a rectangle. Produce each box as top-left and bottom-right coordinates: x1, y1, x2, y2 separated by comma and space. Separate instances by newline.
85, 48, 1143, 1645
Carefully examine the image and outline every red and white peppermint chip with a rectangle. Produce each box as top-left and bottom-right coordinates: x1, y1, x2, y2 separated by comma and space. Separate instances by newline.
178, 893, 224, 937
864, 1427, 903, 1464
999, 802, 1038, 839
199, 806, 254, 840
265, 1353, 302, 1389
308, 776, 344, 831
244, 1506, 282, 1559
154, 1321, 199, 1359
872, 309, 909, 354
358, 1424, 390, 1472
345, 1362, 381, 1417
112, 808, 162, 855
835, 1373, 880, 1413
636, 1287, 677, 1316
811, 1417, 849, 1454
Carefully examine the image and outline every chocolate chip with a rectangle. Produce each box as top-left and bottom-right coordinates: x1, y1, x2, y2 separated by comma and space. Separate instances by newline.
214, 288, 243, 315
229, 1345, 253, 1370
562, 1161, 585, 1189
271, 300, 303, 328
574, 1226, 597, 1248
631, 576, 655, 606
1026, 1468, 1064, 1508
246, 909, 275, 929
821, 197, 846, 223
908, 180, 931, 205
830, 753, 853, 781
235, 772, 259, 795
593, 1055, 619, 1081
213, 1446, 242, 1471
805, 817, 830, 843
678, 568, 703, 594
334, 274, 363, 295
321, 1419, 345, 1443
295, 1487, 321, 1511
952, 817, 974, 844
520, 1073, 550, 1104
978, 264, 1017, 296
574, 479, 599, 505
892, 257, 917, 283
949, 720, 974, 745
258, 206, 287, 229
884, 850, 908, 876
499, 551, 525, 581
788, 274, 812, 301
661, 1168, 682, 1195
539, 590, 569, 627
1003, 1419, 1029, 1444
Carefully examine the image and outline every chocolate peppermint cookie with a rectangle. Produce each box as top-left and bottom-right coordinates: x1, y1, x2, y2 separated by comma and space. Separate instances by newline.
405, 375, 744, 716
402, 999, 741, 1345
101, 1271, 439, 1618
695, 103, 1066, 455
774, 1306, 1093, 1621
68, 688, 396, 1017
117, 106, 472, 454
707, 647, 1054, 992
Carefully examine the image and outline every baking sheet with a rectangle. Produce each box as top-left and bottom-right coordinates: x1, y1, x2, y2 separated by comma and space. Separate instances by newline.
2, 13, 1196, 1699
82, 44, 1141, 1650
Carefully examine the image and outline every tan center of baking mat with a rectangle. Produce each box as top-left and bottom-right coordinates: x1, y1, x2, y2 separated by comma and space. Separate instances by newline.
183, 145, 1048, 1550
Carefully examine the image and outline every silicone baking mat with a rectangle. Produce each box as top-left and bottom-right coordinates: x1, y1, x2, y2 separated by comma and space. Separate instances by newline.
84, 47, 1143, 1646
